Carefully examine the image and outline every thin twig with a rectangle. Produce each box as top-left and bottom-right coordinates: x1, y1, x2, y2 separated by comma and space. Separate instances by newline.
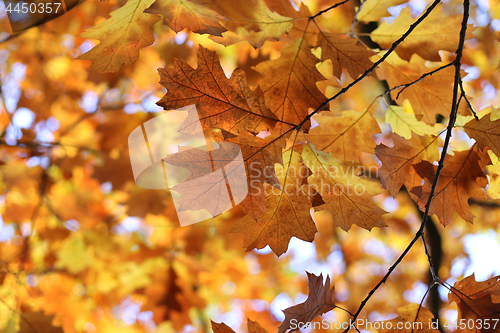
303, 0, 443, 126
341, 0, 470, 329
312, 0, 354, 19
349, 0, 366, 37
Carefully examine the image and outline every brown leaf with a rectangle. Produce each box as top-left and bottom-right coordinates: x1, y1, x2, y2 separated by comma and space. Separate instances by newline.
307, 110, 381, 162
212, 131, 285, 219
254, 38, 327, 135
166, 142, 248, 218
464, 114, 500, 158
211, 318, 269, 333
375, 133, 440, 197
449, 274, 500, 333
278, 272, 335, 333
316, 33, 375, 80
230, 149, 318, 256
157, 46, 278, 137
19, 312, 64, 333
411, 145, 490, 225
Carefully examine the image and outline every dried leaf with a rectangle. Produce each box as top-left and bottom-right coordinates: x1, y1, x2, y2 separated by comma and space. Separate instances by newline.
278, 272, 335, 333
376, 133, 439, 197
411, 145, 491, 225
449, 274, 500, 333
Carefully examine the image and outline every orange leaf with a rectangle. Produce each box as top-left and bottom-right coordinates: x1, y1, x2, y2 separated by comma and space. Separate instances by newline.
375, 133, 439, 197
377, 53, 470, 124
463, 115, 500, 158
230, 148, 319, 256
411, 145, 490, 225
307, 110, 381, 162
254, 38, 327, 135
449, 274, 500, 333
316, 33, 375, 80
157, 46, 278, 137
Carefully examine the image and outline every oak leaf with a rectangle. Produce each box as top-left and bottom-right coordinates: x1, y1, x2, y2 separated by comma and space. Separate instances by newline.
78, 0, 161, 72
411, 145, 491, 225
278, 272, 335, 333
316, 33, 375, 80
212, 130, 284, 219
356, 0, 407, 22
157, 46, 278, 137
375, 133, 439, 197
377, 53, 471, 124
385, 104, 440, 139
211, 318, 268, 333
303, 144, 387, 231
463, 113, 500, 158
449, 274, 500, 333
254, 38, 327, 135
306, 110, 381, 162
145, 0, 226, 36
486, 151, 500, 199
371, 4, 474, 61
230, 149, 319, 256
165, 142, 247, 218
375, 304, 439, 333
205, 0, 293, 47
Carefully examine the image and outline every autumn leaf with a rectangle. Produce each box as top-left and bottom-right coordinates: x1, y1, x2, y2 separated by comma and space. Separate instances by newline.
306, 110, 381, 162
377, 53, 471, 124
157, 46, 278, 137
449, 274, 500, 333
254, 38, 327, 135
278, 272, 335, 333
78, 0, 161, 72
302, 144, 387, 231
316, 33, 375, 80
19, 312, 63, 333
385, 104, 440, 140
486, 151, 500, 199
356, 0, 407, 22
211, 318, 269, 333
165, 142, 248, 218
230, 148, 319, 256
375, 304, 439, 333
411, 145, 491, 225
204, 0, 294, 47
145, 0, 227, 36
463, 113, 500, 158
375, 132, 440, 197
371, 4, 474, 61
212, 130, 284, 219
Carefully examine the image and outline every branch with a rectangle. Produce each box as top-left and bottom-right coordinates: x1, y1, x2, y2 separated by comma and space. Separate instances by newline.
342, 0, 470, 328
303, 0, 443, 126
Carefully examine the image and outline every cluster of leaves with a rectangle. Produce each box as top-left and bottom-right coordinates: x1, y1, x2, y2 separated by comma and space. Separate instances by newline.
1, 0, 500, 331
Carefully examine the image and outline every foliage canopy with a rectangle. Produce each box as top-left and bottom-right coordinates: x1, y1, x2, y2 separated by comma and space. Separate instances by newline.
1, 0, 500, 332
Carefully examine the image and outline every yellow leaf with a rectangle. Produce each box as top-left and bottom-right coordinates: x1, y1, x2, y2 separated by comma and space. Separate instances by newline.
55, 237, 91, 274
78, 0, 161, 72
371, 4, 474, 61
302, 144, 387, 231
357, 0, 407, 22
385, 104, 440, 139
